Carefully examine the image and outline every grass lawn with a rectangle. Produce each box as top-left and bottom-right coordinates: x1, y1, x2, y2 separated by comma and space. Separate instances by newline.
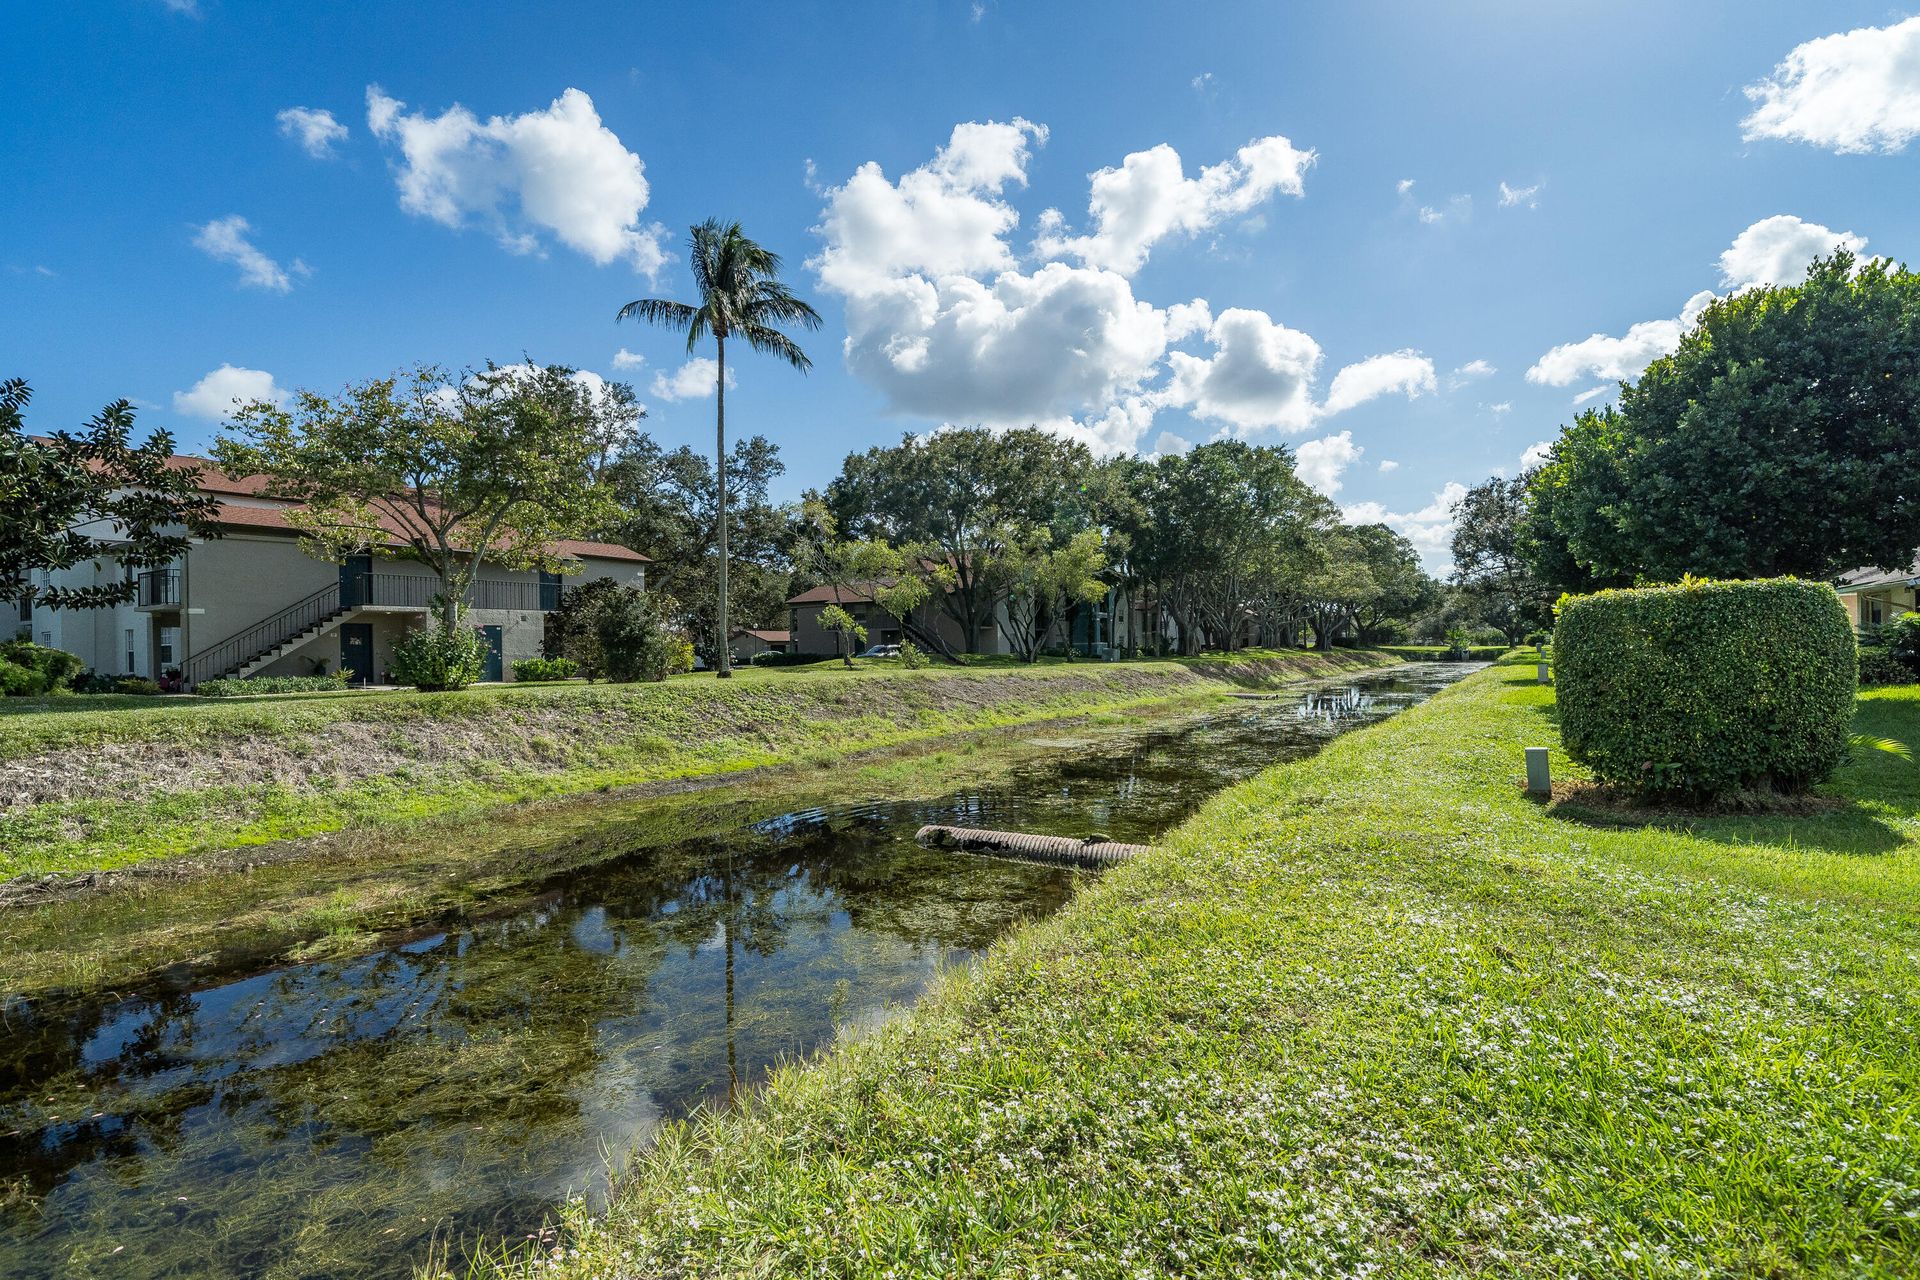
469, 655, 1920, 1279
0, 648, 1399, 879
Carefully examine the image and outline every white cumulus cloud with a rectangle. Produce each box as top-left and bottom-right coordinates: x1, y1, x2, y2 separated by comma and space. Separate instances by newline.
1034, 134, 1314, 274
812, 119, 1413, 457
365, 85, 665, 275
650, 357, 735, 402
1718, 213, 1867, 290
1321, 350, 1437, 417
1572, 384, 1612, 406
1343, 480, 1467, 571
1295, 431, 1363, 496
1742, 16, 1920, 154
1377, 459, 1400, 473
811, 118, 1045, 296
611, 348, 647, 371
1162, 308, 1323, 432
192, 215, 305, 292
277, 107, 347, 159
1520, 440, 1554, 470
173, 365, 288, 420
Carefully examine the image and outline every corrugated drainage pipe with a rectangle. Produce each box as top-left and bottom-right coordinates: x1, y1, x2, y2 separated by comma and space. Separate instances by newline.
914, 824, 1149, 868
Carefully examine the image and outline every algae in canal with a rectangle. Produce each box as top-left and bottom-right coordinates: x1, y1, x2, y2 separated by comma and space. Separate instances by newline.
0, 664, 1473, 1280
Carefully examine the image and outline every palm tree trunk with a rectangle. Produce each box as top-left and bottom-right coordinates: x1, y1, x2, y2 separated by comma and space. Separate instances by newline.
715, 335, 731, 678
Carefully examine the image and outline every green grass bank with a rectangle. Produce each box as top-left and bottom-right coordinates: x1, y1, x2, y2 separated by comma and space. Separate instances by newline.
0, 648, 1399, 880
468, 656, 1920, 1279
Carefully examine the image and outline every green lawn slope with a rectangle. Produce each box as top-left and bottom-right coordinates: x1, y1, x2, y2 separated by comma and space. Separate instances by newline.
473, 655, 1920, 1279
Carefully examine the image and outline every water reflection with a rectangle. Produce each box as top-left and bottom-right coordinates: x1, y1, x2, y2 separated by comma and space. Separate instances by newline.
0, 663, 1471, 1280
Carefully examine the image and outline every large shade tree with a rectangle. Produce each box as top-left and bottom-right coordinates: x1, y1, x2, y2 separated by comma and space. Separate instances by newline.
826, 427, 1098, 655
1524, 251, 1920, 587
214, 363, 621, 629
618, 219, 821, 677
1, 377, 222, 611
599, 432, 795, 662
1449, 476, 1550, 643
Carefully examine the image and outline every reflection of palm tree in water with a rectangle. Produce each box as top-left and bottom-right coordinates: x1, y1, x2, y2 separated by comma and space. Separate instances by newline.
722, 854, 738, 1105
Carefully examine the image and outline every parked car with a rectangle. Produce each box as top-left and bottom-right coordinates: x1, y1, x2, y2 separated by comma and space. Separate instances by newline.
856, 644, 902, 659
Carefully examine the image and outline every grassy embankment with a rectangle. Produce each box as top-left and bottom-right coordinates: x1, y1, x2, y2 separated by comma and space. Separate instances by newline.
0, 648, 1398, 880
471, 656, 1920, 1279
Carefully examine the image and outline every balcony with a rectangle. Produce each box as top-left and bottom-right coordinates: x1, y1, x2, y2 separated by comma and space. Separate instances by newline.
137, 569, 181, 609
339, 573, 562, 613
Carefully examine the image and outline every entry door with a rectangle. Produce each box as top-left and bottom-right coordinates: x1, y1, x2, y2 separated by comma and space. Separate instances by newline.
479, 625, 504, 681
340, 623, 374, 683
339, 555, 372, 608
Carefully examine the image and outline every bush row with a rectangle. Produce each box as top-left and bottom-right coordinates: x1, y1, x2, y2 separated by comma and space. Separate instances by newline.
197, 672, 353, 698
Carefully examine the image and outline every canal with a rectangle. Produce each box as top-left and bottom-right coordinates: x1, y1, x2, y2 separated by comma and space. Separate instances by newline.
0, 663, 1473, 1279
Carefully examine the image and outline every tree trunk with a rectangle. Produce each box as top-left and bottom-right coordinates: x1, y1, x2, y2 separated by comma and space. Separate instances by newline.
714, 336, 731, 678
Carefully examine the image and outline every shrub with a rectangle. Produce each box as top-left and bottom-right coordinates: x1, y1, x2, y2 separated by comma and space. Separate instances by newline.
544, 576, 623, 677
392, 622, 488, 692
0, 658, 38, 696
1524, 630, 1551, 649
1467, 624, 1509, 646
594, 587, 681, 683
113, 676, 162, 696
899, 639, 929, 669
0, 640, 84, 694
197, 672, 352, 698
1859, 645, 1916, 687
512, 656, 579, 682
1882, 612, 1920, 675
1555, 577, 1855, 797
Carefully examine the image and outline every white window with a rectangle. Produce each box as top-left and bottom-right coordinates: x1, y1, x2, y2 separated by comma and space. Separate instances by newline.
125, 628, 136, 673
158, 626, 179, 667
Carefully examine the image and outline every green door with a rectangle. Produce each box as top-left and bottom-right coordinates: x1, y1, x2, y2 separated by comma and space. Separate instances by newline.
340, 623, 374, 684
480, 625, 504, 681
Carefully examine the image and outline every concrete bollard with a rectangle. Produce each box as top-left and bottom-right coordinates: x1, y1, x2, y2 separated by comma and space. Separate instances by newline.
1524, 747, 1552, 796
1536, 662, 1552, 684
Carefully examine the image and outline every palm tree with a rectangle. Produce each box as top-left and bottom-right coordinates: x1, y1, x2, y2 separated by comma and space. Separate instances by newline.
618, 219, 821, 677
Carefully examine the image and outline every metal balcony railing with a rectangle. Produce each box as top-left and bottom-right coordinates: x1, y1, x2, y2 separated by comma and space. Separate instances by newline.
137, 569, 181, 608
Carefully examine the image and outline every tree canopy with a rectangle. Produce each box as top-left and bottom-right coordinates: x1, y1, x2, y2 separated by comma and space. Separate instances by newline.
1, 377, 222, 611
1523, 252, 1920, 588
214, 363, 621, 627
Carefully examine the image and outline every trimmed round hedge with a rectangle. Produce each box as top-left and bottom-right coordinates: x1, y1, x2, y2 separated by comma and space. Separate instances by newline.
1554, 577, 1855, 797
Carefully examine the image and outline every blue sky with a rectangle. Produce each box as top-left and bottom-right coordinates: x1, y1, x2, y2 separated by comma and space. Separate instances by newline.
5, 2, 1916, 565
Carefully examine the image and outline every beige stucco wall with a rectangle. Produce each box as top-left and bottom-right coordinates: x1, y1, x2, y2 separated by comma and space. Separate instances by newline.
182, 534, 338, 654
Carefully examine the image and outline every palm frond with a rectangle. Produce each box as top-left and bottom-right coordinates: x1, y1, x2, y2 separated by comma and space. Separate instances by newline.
746, 283, 823, 331
616, 298, 698, 330
1851, 733, 1913, 763
739, 325, 814, 373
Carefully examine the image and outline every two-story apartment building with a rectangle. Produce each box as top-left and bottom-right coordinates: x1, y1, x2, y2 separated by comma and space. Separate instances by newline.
14, 454, 649, 686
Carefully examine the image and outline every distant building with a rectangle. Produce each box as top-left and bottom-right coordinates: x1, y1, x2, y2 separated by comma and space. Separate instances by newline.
1836, 556, 1920, 631
13, 453, 649, 686
730, 627, 793, 661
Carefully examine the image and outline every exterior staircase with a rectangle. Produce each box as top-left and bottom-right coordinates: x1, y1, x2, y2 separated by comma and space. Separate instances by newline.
230, 611, 354, 680
182, 582, 349, 687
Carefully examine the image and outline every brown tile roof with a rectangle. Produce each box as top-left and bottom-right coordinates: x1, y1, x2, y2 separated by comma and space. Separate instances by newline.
734, 628, 791, 642
786, 581, 882, 605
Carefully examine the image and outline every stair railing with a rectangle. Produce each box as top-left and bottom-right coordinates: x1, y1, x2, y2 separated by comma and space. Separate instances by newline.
182, 581, 342, 687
